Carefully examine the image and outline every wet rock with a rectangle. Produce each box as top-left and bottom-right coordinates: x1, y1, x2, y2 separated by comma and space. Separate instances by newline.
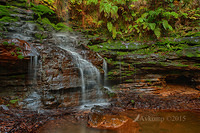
41, 94, 61, 108
13, 8, 34, 16
33, 44, 82, 90
0, 39, 38, 76
88, 106, 139, 130
10, 13, 34, 21
88, 113, 128, 129
174, 36, 200, 46
0, 105, 9, 111
102, 42, 200, 89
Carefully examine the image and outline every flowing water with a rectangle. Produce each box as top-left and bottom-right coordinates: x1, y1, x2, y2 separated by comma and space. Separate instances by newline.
1, 21, 109, 110
59, 46, 108, 109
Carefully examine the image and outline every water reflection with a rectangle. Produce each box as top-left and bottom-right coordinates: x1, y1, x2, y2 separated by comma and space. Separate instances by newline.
40, 110, 200, 133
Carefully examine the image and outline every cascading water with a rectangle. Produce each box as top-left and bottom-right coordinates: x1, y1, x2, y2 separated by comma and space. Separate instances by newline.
96, 53, 114, 95
2, 9, 110, 110
21, 46, 41, 110
29, 55, 38, 85
59, 46, 107, 108
103, 59, 108, 86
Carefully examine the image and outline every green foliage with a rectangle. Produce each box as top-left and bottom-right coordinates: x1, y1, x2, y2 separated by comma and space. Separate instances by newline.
100, 0, 119, 19
11, 42, 15, 46
131, 100, 135, 104
0, 16, 19, 22
10, 99, 19, 104
56, 23, 73, 31
0, 5, 12, 16
2, 41, 25, 59
162, 20, 173, 31
135, 8, 177, 38
40, 17, 56, 30
86, 0, 98, 5
36, 17, 72, 32
11, 52, 15, 56
69, 0, 199, 39
17, 55, 24, 59
35, 33, 47, 40
106, 22, 120, 39
31, 4, 55, 18
3, 41, 9, 45
154, 27, 161, 39
107, 22, 113, 32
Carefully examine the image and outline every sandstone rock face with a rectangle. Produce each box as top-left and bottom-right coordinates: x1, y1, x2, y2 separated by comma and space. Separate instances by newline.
34, 43, 81, 90
0, 36, 105, 109
99, 37, 200, 89
0, 39, 38, 86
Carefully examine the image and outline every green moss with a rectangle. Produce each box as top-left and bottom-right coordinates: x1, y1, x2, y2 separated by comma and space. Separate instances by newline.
9, 2, 26, 8
40, 18, 56, 31
193, 63, 200, 68
0, 5, 12, 16
3, 41, 9, 45
31, 4, 55, 17
147, 61, 157, 64
131, 100, 135, 104
10, 98, 19, 104
88, 44, 109, 52
104, 58, 113, 64
35, 33, 47, 40
125, 79, 134, 82
175, 64, 189, 67
113, 61, 126, 65
56, 23, 73, 32
0, 16, 19, 22
36, 18, 72, 32
36, 24, 45, 31
17, 55, 24, 59
185, 50, 200, 58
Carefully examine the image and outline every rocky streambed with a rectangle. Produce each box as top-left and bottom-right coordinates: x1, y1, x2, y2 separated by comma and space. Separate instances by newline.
0, 1, 200, 132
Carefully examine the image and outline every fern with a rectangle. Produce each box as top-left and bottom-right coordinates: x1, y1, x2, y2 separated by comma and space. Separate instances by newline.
162, 19, 173, 31
163, 12, 179, 19
100, 1, 118, 19
148, 23, 156, 30
107, 22, 113, 32
112, 27, 117, 39
154, 27, 161, 38
31, 4, 55, 18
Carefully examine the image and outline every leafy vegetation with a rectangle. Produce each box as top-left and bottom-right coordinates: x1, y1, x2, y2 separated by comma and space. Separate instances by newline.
1, 41, 24, 59
31, 4, 56, 18
68, 0, 200, 39
1, 0, 199, 40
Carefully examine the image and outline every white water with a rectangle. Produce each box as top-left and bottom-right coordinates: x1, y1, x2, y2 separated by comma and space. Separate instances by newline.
59, 46, 105, 106
103, 59, 108, 85
96, 53, 108, 86
28, 51, 39, 85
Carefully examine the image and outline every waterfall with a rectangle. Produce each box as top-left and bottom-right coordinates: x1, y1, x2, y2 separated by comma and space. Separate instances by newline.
33, 55, 38, 85
28, 45, 39, 85
22, 46, 41, 110
103, 59, 108, 86
59, 46, 105, 106
96, 53, 107, 86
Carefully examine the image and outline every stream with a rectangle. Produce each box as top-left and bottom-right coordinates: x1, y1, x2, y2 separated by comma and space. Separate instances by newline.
0, 6, 200, 132
39, 110, 200, 133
